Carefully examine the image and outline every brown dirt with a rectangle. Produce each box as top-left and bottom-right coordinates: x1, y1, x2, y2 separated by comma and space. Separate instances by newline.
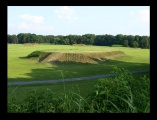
72, 44, 86, 46
23, 43, 39, 46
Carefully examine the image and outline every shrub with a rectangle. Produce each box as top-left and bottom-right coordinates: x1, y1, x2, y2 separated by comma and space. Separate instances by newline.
111, 44, 123, 47
27, 51, 44, 58
84, 67, 150, 113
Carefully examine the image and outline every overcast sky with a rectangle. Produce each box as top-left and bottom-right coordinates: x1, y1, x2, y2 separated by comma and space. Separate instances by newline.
8, 6, 150, 36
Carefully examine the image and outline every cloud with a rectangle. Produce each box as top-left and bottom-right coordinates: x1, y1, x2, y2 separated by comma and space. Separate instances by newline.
54, 6, 78, 22
18, 22, 31, 29
17, 22, 54, 31
20, 14, 44, 24
8, 22, 54, 34
8, 14, 54, 34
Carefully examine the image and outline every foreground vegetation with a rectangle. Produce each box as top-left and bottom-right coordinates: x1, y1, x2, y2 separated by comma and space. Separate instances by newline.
8, 68, 150, 113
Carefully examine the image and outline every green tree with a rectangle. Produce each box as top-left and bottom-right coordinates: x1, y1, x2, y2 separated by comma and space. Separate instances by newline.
12, 35, 18, 44
8, 35, 18, 44
123, 40, 129, 47
134, 35, 140, 43
132, 41, 139, 48
83, 34, 95, 45
53, 37, 60, 44
127, 35, 135, 47
7, 35, 12, 43
17, 33, 26, 43
140, 36, 149, 48
116, 34, 124, 45
29, 34, 39, 43
76, 36, 82, 44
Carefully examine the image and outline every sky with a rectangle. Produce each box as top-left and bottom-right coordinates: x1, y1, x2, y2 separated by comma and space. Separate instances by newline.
8, 6, 150, 36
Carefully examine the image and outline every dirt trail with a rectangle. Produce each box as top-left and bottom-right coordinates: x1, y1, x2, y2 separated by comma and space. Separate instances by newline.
8, 69, 149, 86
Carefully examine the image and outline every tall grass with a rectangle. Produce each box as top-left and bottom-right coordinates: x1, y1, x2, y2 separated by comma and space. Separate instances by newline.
8, 67, 150, 113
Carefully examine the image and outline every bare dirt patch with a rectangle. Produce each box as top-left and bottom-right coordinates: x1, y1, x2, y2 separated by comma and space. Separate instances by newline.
23, 43, 39, 46
72, 44, 86, 46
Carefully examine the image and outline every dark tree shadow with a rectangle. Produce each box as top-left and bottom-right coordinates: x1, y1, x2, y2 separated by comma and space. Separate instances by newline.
19, 56, 28, 59
8, 59, 150, 83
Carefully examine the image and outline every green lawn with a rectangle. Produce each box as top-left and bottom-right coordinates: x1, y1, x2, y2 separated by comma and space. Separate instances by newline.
8, 44, 149, 82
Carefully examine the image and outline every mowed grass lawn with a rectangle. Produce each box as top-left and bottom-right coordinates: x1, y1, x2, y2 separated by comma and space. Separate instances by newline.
8, 44, 150, 82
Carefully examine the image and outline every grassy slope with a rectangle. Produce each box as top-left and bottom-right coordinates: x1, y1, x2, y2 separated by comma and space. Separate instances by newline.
8, 44, 149, 82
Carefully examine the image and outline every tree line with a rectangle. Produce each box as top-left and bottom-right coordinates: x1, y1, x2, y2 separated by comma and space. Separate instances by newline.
7, 33, 150, 48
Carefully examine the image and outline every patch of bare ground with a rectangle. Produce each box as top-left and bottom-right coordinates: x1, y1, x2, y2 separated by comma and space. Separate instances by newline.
72, 44, 86, 46
23, 43, 39, 46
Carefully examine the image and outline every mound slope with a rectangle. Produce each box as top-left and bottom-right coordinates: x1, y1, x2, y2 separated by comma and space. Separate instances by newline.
23, 43, 38, 46
39, 51, 125, 64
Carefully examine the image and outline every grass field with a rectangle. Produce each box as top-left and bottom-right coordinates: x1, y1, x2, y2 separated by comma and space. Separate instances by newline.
8, 44, 150, 113
8, 44, 149, 82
